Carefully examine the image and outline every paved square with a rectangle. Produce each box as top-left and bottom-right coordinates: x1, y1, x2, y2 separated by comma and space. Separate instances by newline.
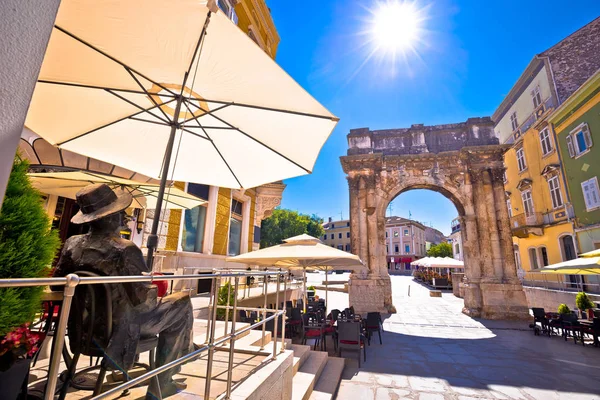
331, 276, 600, 400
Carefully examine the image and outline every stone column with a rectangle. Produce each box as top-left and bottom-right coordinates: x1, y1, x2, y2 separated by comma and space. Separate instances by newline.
482, 170, 504, 280
491, 168, 520, 283
347, 175, 361, 257
0, 0, 61, 208
470, 169, 497, 282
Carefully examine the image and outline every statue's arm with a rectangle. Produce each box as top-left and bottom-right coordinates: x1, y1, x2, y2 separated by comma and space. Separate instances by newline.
122, 245, 156, 308
51, 238, 74, 290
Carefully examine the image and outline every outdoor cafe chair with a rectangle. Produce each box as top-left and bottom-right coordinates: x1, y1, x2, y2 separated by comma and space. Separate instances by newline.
59, 271, 159, 400
560, 313, 583, 344
365, 312, 383, 345
286, 307, 302, 336
337, 321, 366, 367
302, 313, 324, 350
580, 317, 600, 347
531, 308, 550, 336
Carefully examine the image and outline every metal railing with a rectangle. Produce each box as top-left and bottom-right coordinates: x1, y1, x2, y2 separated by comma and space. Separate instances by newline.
0, 270, 290, 400
522, 278, 600, 295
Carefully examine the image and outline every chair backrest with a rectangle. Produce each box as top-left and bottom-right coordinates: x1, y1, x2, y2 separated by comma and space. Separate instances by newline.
69, 271, 113, 356
239, 310, 248, 320
286, 301, 293, 308
291, 307, 302, 321
349, 306, 355, 315
531, 308, 546, 319
561, 313, 578, 323
331, 309, 341, 322
366, 312, 381, 327
593, 317, 600, 329
337, 321, 360, 343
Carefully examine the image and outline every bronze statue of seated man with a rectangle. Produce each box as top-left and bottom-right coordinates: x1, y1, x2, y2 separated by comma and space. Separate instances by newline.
53, 183, 194, 398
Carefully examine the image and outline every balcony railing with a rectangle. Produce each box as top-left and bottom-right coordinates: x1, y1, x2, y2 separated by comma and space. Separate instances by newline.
542, 204, 575, 225
510, 212, 543, 228
0, 270, 289, 400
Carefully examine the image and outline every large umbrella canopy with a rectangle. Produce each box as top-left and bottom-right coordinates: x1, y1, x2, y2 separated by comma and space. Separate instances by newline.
25, 0, 337, 189
423, 257, 464, 269
534, 256, 600, 275
26, 0, 338, 265
28, 171, 205, 209
580, 249, 600, 258
411, 257, 432, 267
226, 234, 366, 271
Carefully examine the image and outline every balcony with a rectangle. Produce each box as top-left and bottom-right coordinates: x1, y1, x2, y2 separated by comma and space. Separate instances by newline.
543, 204, 575, 225
510, 212, 544, 238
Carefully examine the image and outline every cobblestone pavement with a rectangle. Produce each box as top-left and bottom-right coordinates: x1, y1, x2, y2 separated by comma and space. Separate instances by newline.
336, 276, 600, 400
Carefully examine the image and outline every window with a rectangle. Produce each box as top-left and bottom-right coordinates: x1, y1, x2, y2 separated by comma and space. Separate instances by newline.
506, 198, 513, 218
529, 248, 539, 270
393, 230, 399, 237
228, 199, 244, 256
510, 112, 518, 131
560, 235, 576, 261
323, 234, 327, 240
455, 243, 460, 255
503, 171, 507, 183
394, 244, 399, 253
582, 177, 600, 211
404, 229, 409, 236
521, 190, 534, 217
182, 183, 209, 253
539, 128, 553, 156
540, 247, 549, 267
330, 234, 334, 240
531, 85, 542, 109
385, 231, 388, 238
337, 245, 344, 250
338, 233, 342, 239
345, 244, 351, 252
331, 223, 335, 228
346, 232, 350, 238
347, 222, 350, 227
566, 123, 593, 157
217, 0, 238, 23
386, 245, 389, 254
516, 147, 527, 172
405, 244, 410, 254
547, 176, 563, 209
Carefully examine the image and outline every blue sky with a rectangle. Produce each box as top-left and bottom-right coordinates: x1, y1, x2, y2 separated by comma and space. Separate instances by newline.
269, 0, 600, 235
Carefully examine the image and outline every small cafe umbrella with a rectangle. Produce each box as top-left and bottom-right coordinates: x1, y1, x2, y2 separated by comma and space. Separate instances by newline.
534, 256, 600, 275
25, 0, 338, 267
28, 171, 205, 209
227, 234, 366, 311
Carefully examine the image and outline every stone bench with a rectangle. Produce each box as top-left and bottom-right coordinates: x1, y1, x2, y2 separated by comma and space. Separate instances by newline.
430, 290, 442, 298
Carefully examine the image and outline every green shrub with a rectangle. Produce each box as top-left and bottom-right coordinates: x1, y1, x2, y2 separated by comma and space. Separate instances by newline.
557, 303, 571, 315
576, 292, 595, 311
217, 281, 237, 321
0, 157, 60, 336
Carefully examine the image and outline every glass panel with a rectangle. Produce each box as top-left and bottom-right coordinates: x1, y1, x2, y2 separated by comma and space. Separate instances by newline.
576, 131, 588, 153
228, 217, 242, 256
183, 206, 207, 252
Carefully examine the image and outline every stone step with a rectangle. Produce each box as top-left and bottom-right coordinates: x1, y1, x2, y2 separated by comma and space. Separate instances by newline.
291, 351, 328, 400
308, 357, 345, 400
288, 344, 311, 374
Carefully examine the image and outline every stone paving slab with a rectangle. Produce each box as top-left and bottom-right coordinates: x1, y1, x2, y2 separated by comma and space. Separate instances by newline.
336, 276, 600, 400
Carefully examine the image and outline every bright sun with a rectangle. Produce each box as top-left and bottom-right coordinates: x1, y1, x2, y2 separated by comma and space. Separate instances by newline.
364, 0, 427, 70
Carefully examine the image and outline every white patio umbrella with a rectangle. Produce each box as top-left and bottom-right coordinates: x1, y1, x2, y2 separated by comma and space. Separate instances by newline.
227, 234, 366, 311
411, 257, 431, 267
424, 257, 464, 269
25, 0, 338, 266
28, 171, 206, 209
534, 256, 600, 275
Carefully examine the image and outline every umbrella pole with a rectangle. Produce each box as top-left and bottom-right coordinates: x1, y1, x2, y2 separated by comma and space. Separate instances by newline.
146, 97, 183, 268
325, 267, 328, 313
303, 267, 307, 313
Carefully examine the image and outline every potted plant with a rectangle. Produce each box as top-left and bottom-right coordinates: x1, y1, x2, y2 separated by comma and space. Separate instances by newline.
557, 303, 571, 316
0, 157, 60, 399
575, 292, 595, 320
307, 285, 316, 298
216, 281, 237, 321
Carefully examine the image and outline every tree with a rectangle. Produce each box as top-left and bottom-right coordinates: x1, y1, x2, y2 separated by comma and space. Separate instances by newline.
0, 157, 60, 336
260, 208, 325, 248
427, 242, 453, 258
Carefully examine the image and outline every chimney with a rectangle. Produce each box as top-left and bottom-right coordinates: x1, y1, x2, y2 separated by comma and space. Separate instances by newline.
328, 217, 332, 223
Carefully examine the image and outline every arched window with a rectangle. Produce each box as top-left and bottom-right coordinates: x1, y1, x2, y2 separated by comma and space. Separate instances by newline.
559, 235, 576, 261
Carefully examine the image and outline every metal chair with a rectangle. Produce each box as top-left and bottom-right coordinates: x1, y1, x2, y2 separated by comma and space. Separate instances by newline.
337, 321, 366, 367
531, 308, 550, 336
560, 313, 582, 344
365, 312, 383, 345
580, 317, 600, 347
301, 313, 323, 350
58, 271, 160, 400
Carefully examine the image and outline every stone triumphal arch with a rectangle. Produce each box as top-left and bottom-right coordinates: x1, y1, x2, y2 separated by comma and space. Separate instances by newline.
341, 118, 529, 319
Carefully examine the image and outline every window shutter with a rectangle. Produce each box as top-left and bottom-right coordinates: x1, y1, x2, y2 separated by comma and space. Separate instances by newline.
566, 135, 575, 157
583, 124, 593, 148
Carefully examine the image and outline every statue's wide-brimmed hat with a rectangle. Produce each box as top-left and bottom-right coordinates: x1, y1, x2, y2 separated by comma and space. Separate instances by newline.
71, 183, 133, 224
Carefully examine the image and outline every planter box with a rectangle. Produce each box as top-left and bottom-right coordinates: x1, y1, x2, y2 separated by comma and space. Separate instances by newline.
0, 359, 30, 400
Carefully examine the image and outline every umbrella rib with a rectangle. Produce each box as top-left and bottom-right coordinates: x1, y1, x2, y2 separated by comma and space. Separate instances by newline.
188, 102, 311, 174
57, 99, 177, 146
37, 80, 169, 97
53, 25, 177, 97
130, 117, 171, 127
180, 128, 210, 141
199, 98, 339, 121
125, 68, 172, 122
179, 103, 231, 126
104, 89, 170, 124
